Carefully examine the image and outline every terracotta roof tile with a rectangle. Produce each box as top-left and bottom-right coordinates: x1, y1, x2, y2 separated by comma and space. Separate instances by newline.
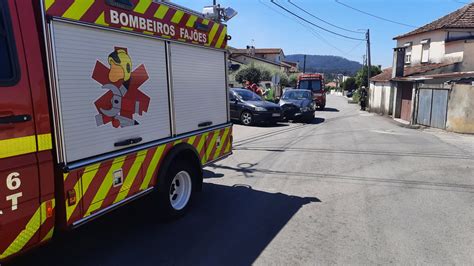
394, 3, 474, 39
370, 63, 455, 82
231, 48, 284, 55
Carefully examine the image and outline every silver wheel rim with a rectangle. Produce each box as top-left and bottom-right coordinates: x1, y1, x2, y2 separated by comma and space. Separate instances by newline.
242, 112, 252, 125
169, 171, 192, 211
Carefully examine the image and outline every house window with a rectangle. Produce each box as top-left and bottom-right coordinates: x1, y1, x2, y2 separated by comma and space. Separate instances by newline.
405, 50, 412, 64
421, 39, 430, 63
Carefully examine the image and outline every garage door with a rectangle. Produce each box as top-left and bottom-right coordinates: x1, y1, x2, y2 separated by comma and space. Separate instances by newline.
170, 43, 228, 135
51, 22, 171, 163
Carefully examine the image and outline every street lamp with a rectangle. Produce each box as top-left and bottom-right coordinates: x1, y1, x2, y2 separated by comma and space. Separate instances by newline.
203, 4, 238, 22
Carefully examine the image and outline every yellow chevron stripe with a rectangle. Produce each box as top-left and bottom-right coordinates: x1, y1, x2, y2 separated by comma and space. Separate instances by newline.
198, 133, 208, 165
95, 12, 109, 26
215, 27, 227, 49
140, 145, 166, 190
213, 128, 229, 160
121, 26, 134, 31
113, 151, 148, 204
186, 15, 198, 28
0, 135, 36, 159
171, 10, 185, 24
206, 131, 219, 162
143, 31, 155, 35
187, 136, 197, 145
206, 23, 220, 46
62, 0, 94, 20
0, 201, 51, 259
85, 157, 126, 216
197, 134, 207, 154
134, 0, 152, 14
66, 163, 100, 221
45, 0, 55, 11
225, 139, 232, 154
154, 5, 169, 19
63, 173, 69, 181
202, 19, 210, 25
41, 228, 54, 243
37, 133, 52, 151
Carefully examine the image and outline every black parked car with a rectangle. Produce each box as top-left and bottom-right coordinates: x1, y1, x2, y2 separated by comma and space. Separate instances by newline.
229, 88, 282, 125
279, 89, 315, 123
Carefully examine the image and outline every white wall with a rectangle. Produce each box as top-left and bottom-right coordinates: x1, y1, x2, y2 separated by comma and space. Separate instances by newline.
396, 30, 465, 65
370, 82, 392, 115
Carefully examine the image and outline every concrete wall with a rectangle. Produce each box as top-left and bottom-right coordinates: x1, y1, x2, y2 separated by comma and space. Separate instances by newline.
446, 84, 474, 134
370, 82, 392, 115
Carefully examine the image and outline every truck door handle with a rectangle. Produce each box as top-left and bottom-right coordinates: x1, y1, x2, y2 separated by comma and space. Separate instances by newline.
0, 114, 32, 125
198, 121, 213, 128
114, 137, 143, 147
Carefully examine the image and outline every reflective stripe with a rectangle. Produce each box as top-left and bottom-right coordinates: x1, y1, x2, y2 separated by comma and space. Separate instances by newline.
113, 151, 147, 204
0, 135, 36, 159
206, 132, 219, 161
134, 0, 152, 14
67, 164, 100, 221
63, 0, 95, 20
38, 133, 53, 151
0, 201, 53, 259
154, 5, 169, 19
214, 128, 229, 159
206, 23, 220, 46
45, 0, 55, 10
85, 157, 125, 216
215, 27, 227, 49
95, 12, 108, 26
186, 15, 198, 28
140, 145, 166, 190
171, 10, 185, 24
41, 228, 54, 243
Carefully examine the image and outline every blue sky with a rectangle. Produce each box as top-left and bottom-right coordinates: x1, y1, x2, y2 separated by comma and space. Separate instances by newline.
172, 0, 469, 68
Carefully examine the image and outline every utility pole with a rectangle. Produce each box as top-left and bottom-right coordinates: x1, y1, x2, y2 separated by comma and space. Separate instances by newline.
366, 29, 372, 89
303, 54, 307, 73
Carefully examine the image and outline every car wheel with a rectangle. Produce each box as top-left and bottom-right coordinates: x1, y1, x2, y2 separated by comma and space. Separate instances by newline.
319, 104, 325, 111
156, 159, 197, 219
240, 111, 253, 126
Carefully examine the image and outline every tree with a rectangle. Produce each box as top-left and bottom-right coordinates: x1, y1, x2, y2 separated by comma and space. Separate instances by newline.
342, 77, 357, 91
288, 74, 298, 87
355, 66, 382, 88
261, 69, 273, 81
280, 74, 290, 87
235, 65, 262, 85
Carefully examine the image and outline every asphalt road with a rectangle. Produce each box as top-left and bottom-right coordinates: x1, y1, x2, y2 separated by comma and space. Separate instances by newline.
11, 95, 474, 265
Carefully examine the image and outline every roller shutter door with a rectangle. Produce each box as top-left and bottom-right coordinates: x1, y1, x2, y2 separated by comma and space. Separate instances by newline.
51, 22, 171, 163
170, 43, 228, 135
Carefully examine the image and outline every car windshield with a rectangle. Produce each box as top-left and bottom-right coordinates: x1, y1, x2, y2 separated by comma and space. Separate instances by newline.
282, 91, 311, 100
234, 90, 262, 101
299, 80, 322, 92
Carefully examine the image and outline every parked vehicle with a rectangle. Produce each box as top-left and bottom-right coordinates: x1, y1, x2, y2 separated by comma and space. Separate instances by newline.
347, 90, 354, 98
229, 88, 282, 125
0, 0, 233, 261
297, 74, 327, 110
279, 90, 315, 123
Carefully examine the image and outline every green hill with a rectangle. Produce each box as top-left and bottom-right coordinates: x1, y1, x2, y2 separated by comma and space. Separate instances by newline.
285, 54, 362, 77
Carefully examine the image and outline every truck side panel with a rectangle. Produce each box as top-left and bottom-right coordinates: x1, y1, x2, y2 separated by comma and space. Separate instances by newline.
63, 126, 232, 226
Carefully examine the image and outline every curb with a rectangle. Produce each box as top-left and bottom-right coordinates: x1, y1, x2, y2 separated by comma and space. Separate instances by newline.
374, 113, 423, 130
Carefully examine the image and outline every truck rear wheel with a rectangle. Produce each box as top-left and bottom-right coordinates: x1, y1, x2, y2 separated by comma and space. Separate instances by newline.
156, 159, 197, 219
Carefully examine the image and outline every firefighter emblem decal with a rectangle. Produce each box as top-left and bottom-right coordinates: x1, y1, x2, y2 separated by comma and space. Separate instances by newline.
92, 47, 151, 128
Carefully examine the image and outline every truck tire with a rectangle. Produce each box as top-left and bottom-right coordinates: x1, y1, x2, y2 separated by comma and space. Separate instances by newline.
156, 159, 198, 219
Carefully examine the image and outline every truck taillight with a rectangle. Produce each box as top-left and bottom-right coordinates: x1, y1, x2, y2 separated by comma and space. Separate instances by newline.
67, 189, 76, 206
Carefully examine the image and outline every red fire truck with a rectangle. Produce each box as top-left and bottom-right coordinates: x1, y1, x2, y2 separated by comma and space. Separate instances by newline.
297, 74, 326, 110
0, 0, 233, 261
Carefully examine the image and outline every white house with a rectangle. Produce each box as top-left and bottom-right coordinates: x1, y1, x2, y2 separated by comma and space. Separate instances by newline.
370, 3, 474, 133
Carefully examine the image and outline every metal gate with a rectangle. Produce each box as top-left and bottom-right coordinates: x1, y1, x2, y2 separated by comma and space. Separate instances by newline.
417, 88, 449, 129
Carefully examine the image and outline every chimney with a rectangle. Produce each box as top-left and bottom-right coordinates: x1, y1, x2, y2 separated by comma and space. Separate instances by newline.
392, 47, 406, 78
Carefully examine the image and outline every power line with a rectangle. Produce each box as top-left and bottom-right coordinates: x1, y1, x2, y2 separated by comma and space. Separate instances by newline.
287, 0, 363, 34
258, 0, 347, 55
259, 0, 364, 57
334, 0, 417, 28
270, 0, 365, 41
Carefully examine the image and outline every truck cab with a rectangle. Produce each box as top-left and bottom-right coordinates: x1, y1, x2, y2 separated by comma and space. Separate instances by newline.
297, 74, 326, 110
